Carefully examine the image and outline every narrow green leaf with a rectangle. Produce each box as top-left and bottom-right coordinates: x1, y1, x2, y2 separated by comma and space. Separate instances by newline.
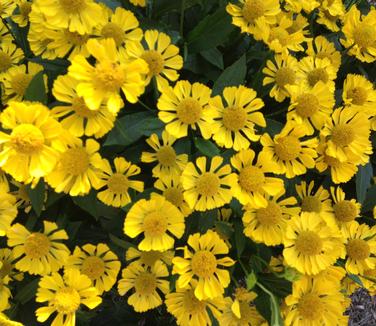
73, 191, 99, 219
356, 162, 373, 203
24, 71, 47, 104
257, 282, 283, 326
215, 221, 233, 238
194, 138, 220, 157
25, 180, 45, 217
363, 185, 376, 213
347, 273, 364, 287
265, 119, 284, 137
246, 272, 257, 290
14, 279, 39, 304
200, 48, 224, 69
234, 220, 246, 258
109, 234, 134, 250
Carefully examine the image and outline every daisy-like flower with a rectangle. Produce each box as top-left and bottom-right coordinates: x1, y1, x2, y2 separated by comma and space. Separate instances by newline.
11, 181, 34, 213
129, 0, 146, 6
263, 52, 299, 102
260, 123, 318, 179
331, 186, 361, 226
283, 212, 344, 275
157, 80, 214, 139
317, 0, 345, 32
126, 247, 174, 267
124, 195, 185, 252
230, 287, 258, 319
172, 230, 235, 300
341, 6, 376, 63
97, 157, 144, 208
243, 191, 300, 246
0, 43, 24, 76
343, 221, 376, 275
284, 0, 320, 13
118, 261, 169, 312
36, 269, 102, 326
7, 221, 70, 275
0, 248, 23, 284
230, 149, 284, 207
0, 0, 16, 18
181, 156, 236, 211
68, 38, 148, 113
208, 85, 266, 151
141, 131, 188, 178
0, 21, 13, 46
306, 36, 342, 72
0, 190, 17, 236
321, 107, 372, 164
0, 280, 11, 312
126, 30, 184, 90
0, 101, 62, 183
12, 0, 32, 27
65, 243, 121, 294
0, 313, 23, 326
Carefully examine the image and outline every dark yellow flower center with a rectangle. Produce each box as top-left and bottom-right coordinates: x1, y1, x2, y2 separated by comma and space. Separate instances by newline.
269, 28, 289, 46
10, 73, 32, 97
60, 147, 90, 176
295, 231, 323, 256
295, 93, 319, 118
196, 172, 220, 197
64, 30, 89, 45
24, 233, 50, 259
10, 124, 45, 154
183, 289, 206, 313
334, 200, 357, 222
0, 51, 12, 73
331, 125, 355, 147
347, 87, 368, 105
94, 62, 125, 92
141, 50, 164, 76
191, 250, 217, 278
307, 68, 329, 87
134, 271, 157, 294
0, 260, 12, 279
59, 0, 86, 13
298, 293, 323, 320
82, 256, 105, 280
54, 287, 81, 314
242, 0, 265, 24
19, 2, 32, 17
164, 187, 184, 207
101, 23, 125, 46
238, 166, 265, 193
176, 98, 202, 125
275, 67, 296, 87
139, 251, 162, 266
71, 97, 96, 118
156, 146, 176, 167
353, 24, 376, 48
107, 173, 129, 194
143, 211, 167, 237
256, 202, 282, 226
347, 239, 370, 260
324, 154, 340, 168
301, 195, 322, 213
274, 136, 301, 161
222, 106, 248, 132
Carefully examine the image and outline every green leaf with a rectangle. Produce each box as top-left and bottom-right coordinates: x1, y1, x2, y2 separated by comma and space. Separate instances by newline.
265, 119, 283, 137
109, 234, 134, 250
258, 274, 292, 298
246, 272, 257, 290
347, 273, 364, 287
234, 219, 246, 258
194, 138, 220, 157
215, 221, 233, 238
363, 185, 376, 213
14, 279, 39, 304
257, 282, 283, 326
25, 180, 45, 217
24, 71, 47, 104
200, 48, 224, 69
199, 209, 217, 233
356, 162, 373, 203
212, 55, 247, 95
73, 191, 100, 219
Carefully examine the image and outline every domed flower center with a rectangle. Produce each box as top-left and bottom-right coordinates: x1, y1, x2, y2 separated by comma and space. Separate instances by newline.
295, 231, 323, 256
143, 211, 168, 237
140, 251, 162, 267
10, 73, 32, 97
24, 232, 50, 259
256, 202, 282, 226
331, 125, 354, 147
275, 67, 296, 87
238, 166, 265, 193
307, 68, 329, 87
134, 271, 157, 294
176, 98, 202, 125
274, 136, 301, 161
54, 287, 81, 314
354, 25, 376, 48
19, 2, 32, 17
156, 146, 176, 166
71, 97, 96, 118
196, 172, 220, 197
295, 93, 319, 118
81, 256, 105, 280
298, 293, 323, 320
59, 0, 86, 14
222, 106, 248, 132
269, 28, 289, 46
101, 22, 124, 46
191, 250, 217, 278
347, 239, 370, 260
164, 187, 184, 207
60, 147, 90, 176
64, 31, 88, 45
334, 200, 357, 222
183, 289, 206, 313
141, 50, 164, 76
107, 173, 129, 194
94, 62, 125, 92
301, 195, 322, 213
10, 124, 45, 154
347, 87, 368, 105
0, 51, 12, 73
242, 0, 265, 24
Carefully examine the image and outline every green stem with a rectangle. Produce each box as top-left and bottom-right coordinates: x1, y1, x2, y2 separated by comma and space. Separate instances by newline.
180, 0, 186, 37
138, 99, 154, 112
265, 107, 287, 118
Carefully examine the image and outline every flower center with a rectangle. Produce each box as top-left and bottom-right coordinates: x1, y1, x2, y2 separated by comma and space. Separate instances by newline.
107, 173, 129, 194
94, 62, 125, 92
71, 97, 96, 118
141, 50, 165, 76
24, 233, 51, 259
196, 172, 220, 197
307, 68, 329, 87
20, 2, 32, 17
64, 30, 89, 45
191, 250, 217, 278
269, 28, 289, 46
274, 136, 301, 161
347, 87, 368, 105
134, 271, 157, 294
0, 51, 12, 73
139, 251, 162, 266
101, 22, 125, 46
238, 166, 265, 193
0, 261, 12, 279
156, 146, 176, 167
143, 211, 168, 237
59, 0, 86, 14
256, 202, 282, 226
81, 256, 105, 280
10, 73, 32, 97
60, 147, 90, 176
331, 125, 355, 147
334, 200, 357, 222
301, 195, 322, 213
176, 98, 202, 125
275, 67, 296, 87
182, 289, 206, 313
164, 187, 184, 207
298, 293, 324, 320
346, 239, 370, 260
295, 231, 323, 256
324, 154, 340, 168
54, 287, 81, 314
10, 124, 45, 154
222, 106, 248, 132
295, 93, 319, 118
242, 0, 265, 24
353, 25, 376, 48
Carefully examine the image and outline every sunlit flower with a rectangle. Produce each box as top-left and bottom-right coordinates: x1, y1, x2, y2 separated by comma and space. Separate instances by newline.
126, 247, 174, 267
331, 186, 361, 226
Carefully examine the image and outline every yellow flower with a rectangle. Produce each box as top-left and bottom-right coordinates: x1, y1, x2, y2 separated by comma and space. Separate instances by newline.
263, 52, 299, 102
243, 191, 300, 246
157, 80, 214, 139
208, 85, 266, 151
0, 21, 13, 46
0, 313, 23, 326
7, 221, 70, 275
129, 0, 146, 6
65, 243, 121, 294
141, 131, 188, 178
126, 247, 174, 267
0, 101, 62, 183
124, 195, 185, 251
0, 0, 16, 18
12, 1, 32, 27
36, 269, 102, 326
181, 156, 236, 211
172, 230, 235, 300
230, 149, 284, 207
331, 186, 361, 226
343, 221, 376, 275
0, 248, 23, 283
283, 212, 344, 275
306, 36, 342, 72
118, 261, 169, 312
126, 30, 183, 90
11, 181, 34, 213
284, 0, 320, 13
317, 0, 345, 32
97, 157, 144, 208
231, 287, 258, 318
0, 43, 24, 76
260, 123, 318, 178
0, 281, 11, 312
0, 190, 17, 237
68, 38, 148, 113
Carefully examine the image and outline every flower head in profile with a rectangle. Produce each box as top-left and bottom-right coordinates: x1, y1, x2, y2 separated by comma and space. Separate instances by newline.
12, 1, 32, 27
126, 247, 174, 267
0, 190, 17, 237
317, 0, 345, 32
284, 0, 320, 13
306, 36, 342, 72
0, 43, 24, 75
